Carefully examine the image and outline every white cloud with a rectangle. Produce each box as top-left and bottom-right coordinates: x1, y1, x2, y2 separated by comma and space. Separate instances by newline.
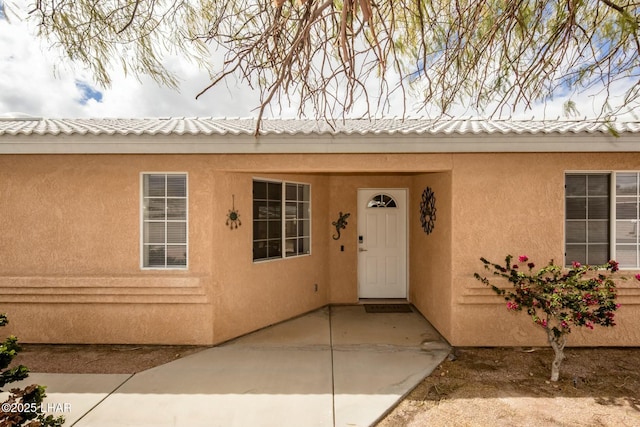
0, 16, 267, 118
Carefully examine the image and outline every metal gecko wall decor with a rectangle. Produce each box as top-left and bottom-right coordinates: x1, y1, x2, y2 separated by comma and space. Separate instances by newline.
332, 212, 350, 240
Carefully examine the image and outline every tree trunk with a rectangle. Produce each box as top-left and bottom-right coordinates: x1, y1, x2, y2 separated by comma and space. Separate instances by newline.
547, 330, 567, 382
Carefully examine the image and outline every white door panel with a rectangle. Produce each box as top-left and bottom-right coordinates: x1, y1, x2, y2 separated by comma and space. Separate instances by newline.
357, 189, 407, 298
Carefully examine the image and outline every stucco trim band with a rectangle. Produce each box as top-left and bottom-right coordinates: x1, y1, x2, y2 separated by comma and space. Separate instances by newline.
0, 276, 208, 304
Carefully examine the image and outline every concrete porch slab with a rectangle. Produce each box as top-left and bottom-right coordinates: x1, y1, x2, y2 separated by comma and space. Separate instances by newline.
4, 305, 449, 426
331, 305, 450, 426
0, 373, 131, 425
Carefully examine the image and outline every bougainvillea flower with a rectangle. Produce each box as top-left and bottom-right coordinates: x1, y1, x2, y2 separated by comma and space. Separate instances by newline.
586, 322, 594, 330
518, 255, 528, 263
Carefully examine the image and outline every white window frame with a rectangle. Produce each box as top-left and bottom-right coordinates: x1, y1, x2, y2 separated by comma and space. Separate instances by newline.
612, 171, 640, 269
140, 172, 189, 270
252, 178, 312, 262
564, 172, 611, 267
565, 171, 640, 270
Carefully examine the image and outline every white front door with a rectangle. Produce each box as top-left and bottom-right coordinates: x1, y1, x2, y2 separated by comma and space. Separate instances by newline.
357, 188, 407, 299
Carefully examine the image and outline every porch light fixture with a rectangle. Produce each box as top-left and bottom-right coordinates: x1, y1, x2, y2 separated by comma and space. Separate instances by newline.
420, 187, 436, 234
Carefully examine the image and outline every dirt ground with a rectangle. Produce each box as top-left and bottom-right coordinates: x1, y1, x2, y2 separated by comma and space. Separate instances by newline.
8, 344, 640, 426
11, 344, 208, 374
378, 347, 640, 427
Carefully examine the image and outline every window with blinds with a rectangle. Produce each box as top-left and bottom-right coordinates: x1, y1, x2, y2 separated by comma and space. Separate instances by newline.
565, 172, 640, 269
615, 173, 640, 268
141, 173, 188, 269
565, 174, 610, 266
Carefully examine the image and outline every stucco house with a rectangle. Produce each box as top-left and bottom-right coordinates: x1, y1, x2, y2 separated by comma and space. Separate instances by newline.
1, 117, 639, 347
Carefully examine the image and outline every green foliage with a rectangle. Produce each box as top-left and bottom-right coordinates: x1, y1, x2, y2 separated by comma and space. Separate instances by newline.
0, 314, 64, 426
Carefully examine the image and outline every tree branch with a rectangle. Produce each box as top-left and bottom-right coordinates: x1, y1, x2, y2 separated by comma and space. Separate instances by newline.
117, 0, 141, 34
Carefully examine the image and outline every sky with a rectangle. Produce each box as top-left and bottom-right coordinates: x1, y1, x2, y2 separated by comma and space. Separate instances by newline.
0, 4, 271, 119
0, 3, 636, 121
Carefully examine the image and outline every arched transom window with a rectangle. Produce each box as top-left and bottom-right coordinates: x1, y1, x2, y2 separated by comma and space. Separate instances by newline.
367, 194, 397, 208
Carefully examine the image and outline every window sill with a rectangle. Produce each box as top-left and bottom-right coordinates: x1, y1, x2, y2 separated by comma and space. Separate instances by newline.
253, 253, 312, 264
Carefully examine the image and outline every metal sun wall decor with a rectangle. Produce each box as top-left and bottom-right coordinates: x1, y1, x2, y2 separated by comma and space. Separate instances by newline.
332, 212, 350, 240
226, 195, 241, 229
420, 187, 436, 234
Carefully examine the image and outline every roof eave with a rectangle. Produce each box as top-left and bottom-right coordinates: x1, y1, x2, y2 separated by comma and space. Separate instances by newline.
0, 132, 637, 155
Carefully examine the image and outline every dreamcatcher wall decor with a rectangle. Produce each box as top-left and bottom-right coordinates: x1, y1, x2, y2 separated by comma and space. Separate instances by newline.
226, 195, 241, 229
420, 187, 436, 234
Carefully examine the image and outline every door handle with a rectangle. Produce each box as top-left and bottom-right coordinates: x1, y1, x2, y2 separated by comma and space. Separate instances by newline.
358, 248, 368, 252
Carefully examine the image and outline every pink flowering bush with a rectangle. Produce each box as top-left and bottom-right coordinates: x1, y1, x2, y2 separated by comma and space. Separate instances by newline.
474, 255, 636, 381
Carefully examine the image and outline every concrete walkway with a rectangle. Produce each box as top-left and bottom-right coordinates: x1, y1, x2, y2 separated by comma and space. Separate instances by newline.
12, 305, 450, 427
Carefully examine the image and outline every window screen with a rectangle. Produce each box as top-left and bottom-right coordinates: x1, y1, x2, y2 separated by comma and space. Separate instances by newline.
565, 174, 610, 266
615, 173, 640, 268
142, 173, 188, 268
285, 183, 311, 257
253, 180, 311, 261
253, 180, 283, 261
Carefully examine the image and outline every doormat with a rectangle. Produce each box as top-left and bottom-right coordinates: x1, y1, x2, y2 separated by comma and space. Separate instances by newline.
364, 304, 413, 313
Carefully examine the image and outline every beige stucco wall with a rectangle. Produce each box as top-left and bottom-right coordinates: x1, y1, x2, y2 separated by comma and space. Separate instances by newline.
0, 155, 217, 344
2, 151, 640, 347
449, 153, 640, 347
0, 155, 333, 344
409, 172, 453, 340
208, 172, 330, 343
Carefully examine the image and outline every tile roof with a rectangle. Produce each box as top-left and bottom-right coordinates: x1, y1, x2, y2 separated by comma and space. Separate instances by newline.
1, 117, 639, 136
